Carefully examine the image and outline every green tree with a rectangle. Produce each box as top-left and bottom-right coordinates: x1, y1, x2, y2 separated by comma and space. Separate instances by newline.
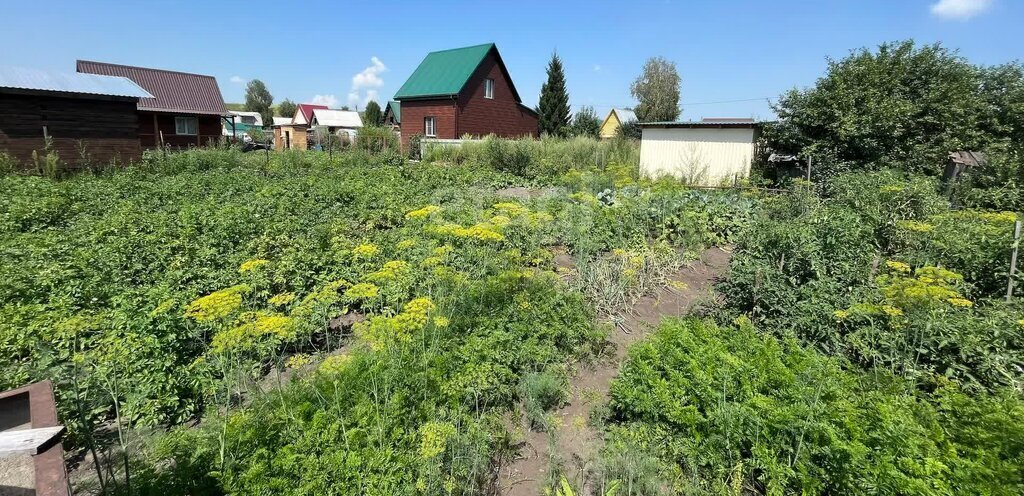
538, 52, 571, 137
630, 57, 681, 123
244, 80, 274, 127
569, 106, 601, 138
769, 41, 989, 177
363, 100, 383, 127
277, 99, 297, 120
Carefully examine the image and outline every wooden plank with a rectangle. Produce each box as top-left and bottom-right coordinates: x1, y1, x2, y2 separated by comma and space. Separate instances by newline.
0, 426, 65, 457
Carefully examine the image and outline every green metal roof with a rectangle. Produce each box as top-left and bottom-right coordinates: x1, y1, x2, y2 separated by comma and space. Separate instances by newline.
394, 43, 496, 100
386, 100, 401, 122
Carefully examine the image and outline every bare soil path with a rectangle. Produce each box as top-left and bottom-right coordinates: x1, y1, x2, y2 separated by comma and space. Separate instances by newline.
499, 247, 732, 495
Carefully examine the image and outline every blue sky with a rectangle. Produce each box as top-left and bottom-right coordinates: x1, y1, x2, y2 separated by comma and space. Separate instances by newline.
2, 0, 1020, 120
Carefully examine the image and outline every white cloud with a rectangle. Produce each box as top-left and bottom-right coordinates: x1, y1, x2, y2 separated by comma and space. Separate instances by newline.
347, 57, 387, 108
311, 94, 339, 107
930, 0, 992, 20
593, 65, 601, 72
230, 76, 245, 84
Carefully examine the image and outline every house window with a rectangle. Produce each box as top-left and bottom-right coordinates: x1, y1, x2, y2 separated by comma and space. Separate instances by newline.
175, 116, 198, 135
484, 78, 494, 99
424, 116, 436, 137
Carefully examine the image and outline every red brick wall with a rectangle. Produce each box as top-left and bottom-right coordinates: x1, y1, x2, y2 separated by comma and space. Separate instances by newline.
399, 99, 457, 149
457, 51, 538, 139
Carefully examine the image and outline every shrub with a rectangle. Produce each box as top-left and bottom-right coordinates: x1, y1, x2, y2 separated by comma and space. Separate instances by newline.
608, 318, 1024, 495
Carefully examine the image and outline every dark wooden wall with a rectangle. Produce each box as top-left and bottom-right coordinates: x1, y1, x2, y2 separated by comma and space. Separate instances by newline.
399, 99, 458, 149
138, 112, 223, 148
0, 91, 142, 168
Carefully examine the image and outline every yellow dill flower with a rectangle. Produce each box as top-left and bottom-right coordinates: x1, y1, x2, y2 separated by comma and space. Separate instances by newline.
457, 223, 504, 242
667, 280, 689, 291
421, 256, 443, 267
209, 313, 294, 353
832, 309, 850, 320
285, 353, 312, 369
268, 292, 296, 306
405, 205, 441, 219
569, 192, 599, 206
1017, 319, 1024, 328
318, 354, 352, 374
493, 202, 529, 217
185, 284, 251, 322
433, 244, 454, 257
489, 214, 512, 227
355, 297, 435, 351
418, 421, 456, 459
433, 316, 450, 328
344, 282, 380, 300
444, 477, 456, 494
947, 297, 973, 308
238, 259, 269, 273
885, 261, 911, 274
880, 185, 904, 193
365, 260, 411, 282
880, 305, 904, 317
396, 238, 418, 250
896, 220, 935, 233
352, 243, 379, 259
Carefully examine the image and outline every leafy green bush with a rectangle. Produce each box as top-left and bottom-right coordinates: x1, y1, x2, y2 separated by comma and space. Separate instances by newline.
608, 318, 1024, 495
521, 365, 569, 429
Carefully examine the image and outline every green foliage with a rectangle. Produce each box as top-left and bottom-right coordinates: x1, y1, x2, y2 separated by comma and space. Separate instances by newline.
616, 120, 642, 140
769, 41, 1024, 179
422, 135, 639, 181
363, 100, 383, 127
0, 146, 750, 494
719, 170, 1024, 390
608, 318, 1024, 495
569, 105, 601, 138
539, 52, 571, 137
244, 79, 274, 126
277, 98, 297, 119
521, 365, 569, 430
630, 57, 681, 122
355, 125, 398, 153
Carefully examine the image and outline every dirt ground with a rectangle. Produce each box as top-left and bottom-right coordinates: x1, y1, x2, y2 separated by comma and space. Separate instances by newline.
499, 247, 732, 495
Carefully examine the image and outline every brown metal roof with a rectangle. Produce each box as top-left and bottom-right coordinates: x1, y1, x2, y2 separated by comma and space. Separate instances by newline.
76, 60, 227, 115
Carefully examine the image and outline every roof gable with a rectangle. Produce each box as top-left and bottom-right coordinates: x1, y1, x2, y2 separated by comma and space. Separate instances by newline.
76, 60, 226, 115
384, 101, 401, 123
395, 43, 523, 102
294, 103, 328, 124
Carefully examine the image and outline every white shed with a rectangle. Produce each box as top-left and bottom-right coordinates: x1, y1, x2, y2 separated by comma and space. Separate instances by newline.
639, 119, 760, 185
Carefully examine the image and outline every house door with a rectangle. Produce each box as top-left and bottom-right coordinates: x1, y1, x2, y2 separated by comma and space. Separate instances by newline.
285, 131, 291, 149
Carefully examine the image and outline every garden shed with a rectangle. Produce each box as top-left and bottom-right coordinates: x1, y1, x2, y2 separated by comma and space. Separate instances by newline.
77, 60, 228, 148
0, 65, 151, 168
639, 119, 761, 185
599, 108, 636, 139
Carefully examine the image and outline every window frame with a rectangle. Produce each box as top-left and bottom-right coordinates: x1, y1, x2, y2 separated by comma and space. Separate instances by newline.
175, 116, 199, 135
484, 78, 494, 99
424, 116, 436, 137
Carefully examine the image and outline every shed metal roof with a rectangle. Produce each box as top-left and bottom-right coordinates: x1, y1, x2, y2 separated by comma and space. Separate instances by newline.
394, 43, 498, 100
295, 103, 328, 124
227, 110, 263, 126
311, 109, 363, 128
641, 120, 762, 128
0, 66, 152, 99
76, 60, 227, 115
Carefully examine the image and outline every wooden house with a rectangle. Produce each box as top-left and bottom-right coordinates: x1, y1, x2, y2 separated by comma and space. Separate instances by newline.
599, 108, 637, 139
393, 43, 538, 149
383, 100, 401, 129
0, 65, 151, 168
77, 60, 227, 148
292, 103, 328, 126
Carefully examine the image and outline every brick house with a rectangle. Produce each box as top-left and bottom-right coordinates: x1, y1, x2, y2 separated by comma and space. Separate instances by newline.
393, 43, 538, 149
77, 60, 227, 148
